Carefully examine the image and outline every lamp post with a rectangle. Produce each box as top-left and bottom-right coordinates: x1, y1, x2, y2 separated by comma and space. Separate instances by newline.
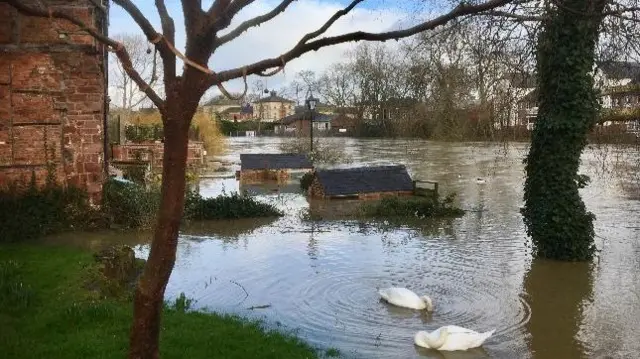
305, 91, 318, 154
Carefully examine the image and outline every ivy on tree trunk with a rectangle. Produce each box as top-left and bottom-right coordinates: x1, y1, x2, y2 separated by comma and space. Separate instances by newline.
522, 0, 606, 261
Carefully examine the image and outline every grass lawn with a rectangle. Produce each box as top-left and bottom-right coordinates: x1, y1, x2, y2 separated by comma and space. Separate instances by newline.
0, 244, 327, 359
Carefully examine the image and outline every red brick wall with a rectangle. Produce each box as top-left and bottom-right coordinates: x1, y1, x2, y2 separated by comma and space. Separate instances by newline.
111, 142, 205, 168
0, 1, 106, 203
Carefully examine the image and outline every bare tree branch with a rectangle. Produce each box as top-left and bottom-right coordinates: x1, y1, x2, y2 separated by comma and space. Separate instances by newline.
483, 10, 544, 21
211, 0, 516, 84
182, 0, 204, 30
215, 0, 296, 48
154, 0, 177, 82
297, 0, 365, 46
207, 0, 230, 21
2, 0, 165, 111
212, 0, 256, 31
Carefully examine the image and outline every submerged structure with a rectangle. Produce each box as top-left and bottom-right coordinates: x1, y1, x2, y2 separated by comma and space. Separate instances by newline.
236, 153, 313, 182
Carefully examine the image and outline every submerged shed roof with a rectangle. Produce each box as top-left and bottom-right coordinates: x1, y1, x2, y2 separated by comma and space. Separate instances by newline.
315, 165, 414, 196
240, 153, 313, 170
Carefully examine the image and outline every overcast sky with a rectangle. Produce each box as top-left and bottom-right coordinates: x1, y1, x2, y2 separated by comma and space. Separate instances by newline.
108, 0, 431, 102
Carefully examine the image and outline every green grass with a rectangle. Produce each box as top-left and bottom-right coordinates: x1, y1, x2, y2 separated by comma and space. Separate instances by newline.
0, 245, 322, 359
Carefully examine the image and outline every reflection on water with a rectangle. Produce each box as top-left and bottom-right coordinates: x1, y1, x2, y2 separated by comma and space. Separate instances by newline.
524, 260, 593, 358
46, 138, 640, 358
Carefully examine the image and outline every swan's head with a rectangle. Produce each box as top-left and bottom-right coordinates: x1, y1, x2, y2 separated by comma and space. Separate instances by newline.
421, 295, 434, 311
414, 328, 449, 349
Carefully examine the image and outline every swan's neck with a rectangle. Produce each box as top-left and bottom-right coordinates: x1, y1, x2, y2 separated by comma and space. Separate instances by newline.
423, 329, 448, 349
421, 295, 433, 311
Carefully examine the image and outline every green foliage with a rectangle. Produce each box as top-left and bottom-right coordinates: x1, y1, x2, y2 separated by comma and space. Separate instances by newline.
102, 179, 160, 229
0, 182, 98, 243
184, 190, 283, 220
522, 0, 604, 261
360, 193, 465, 219
0, 245, 321, 359
124, 123, 164, 143
325, 348, 341, 357
0, 260, 34, 313
300, 171, 314, 191
169, 292, 194, 313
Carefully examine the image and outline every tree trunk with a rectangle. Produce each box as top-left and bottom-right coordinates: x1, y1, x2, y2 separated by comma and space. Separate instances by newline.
128, 105, 193, 359
522, 0, 605, 261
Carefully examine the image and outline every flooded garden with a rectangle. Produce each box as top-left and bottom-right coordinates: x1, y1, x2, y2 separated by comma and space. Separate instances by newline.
48, 137, 640, 359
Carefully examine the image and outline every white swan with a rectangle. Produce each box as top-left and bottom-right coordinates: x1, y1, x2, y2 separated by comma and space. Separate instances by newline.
378, 287, 433, 311
475, 178, 486, 184
414, 325, 495, 351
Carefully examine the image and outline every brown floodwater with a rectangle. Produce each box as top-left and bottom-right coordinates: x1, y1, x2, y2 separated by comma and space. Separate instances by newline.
47, 138, 640, 359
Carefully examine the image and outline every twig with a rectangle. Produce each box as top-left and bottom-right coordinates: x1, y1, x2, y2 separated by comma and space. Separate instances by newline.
230, 280, 249, 305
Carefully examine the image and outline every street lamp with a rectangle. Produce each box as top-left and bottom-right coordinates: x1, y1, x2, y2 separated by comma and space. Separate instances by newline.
305, 91, 318, 154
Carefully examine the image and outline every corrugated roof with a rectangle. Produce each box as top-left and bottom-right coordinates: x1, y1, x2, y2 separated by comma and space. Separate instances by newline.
315, 165, 414, 196
240, 153, 313, 170
597, 61, 640, 80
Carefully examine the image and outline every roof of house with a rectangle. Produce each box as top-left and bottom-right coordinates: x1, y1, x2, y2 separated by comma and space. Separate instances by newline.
254, 91, 295, 104
240, 153, 313, 170
278, 111, 334, 125
314, 165, 414, 196
597, 61, 640, 80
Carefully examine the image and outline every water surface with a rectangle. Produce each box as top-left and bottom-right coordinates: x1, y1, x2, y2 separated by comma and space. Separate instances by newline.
50, 138, 640, 358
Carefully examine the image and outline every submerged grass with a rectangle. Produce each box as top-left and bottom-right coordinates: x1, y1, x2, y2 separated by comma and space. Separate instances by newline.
359, 194, 465, 219
0, 245, 322, 359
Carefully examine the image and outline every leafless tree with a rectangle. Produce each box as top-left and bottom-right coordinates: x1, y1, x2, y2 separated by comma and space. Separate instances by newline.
110, 33, 163, 110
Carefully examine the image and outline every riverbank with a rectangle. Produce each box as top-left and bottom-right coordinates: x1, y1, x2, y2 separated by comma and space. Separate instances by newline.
0, 244, 332, 359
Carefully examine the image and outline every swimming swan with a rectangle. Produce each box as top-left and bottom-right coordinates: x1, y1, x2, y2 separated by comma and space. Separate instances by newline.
414, 325, 495, 351
378, 287, 433, 311
476, 178, 486, 184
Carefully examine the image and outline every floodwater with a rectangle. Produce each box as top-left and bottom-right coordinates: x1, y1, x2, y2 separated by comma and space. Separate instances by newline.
49, 138, 640, 358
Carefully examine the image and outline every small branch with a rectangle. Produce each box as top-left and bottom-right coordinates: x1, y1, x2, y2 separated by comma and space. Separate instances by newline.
212, 0, 515, 84
215, 0, 296, 48
296, 0, 365, 47
3, 0, 165, 111
212, 0, 256, 31
483, 10, 544, 21
229, 280, 249, 306
154, 0, 177, 82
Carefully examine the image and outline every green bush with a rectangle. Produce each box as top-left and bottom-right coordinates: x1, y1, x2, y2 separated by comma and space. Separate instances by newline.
124, 124, 163, 143
0, 183, 97, 243
299, 172, 314, 191
102, 179, 160, 229
360, 194, 465, 219
184, 190, 283, 220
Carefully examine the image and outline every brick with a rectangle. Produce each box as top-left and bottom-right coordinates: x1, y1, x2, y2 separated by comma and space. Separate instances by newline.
11, 54, 63, 91
0, 85, 10, 125
0, 130, 11, 166
13, 126, 46, 165
20, 16, 61, 44
0, 56, 11, 85
0, 4, 14, 44
12, 93, 60, 124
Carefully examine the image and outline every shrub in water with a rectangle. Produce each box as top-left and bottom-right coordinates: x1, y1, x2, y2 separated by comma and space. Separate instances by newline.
184, 190, 283, 220
299, 172, 314, 192
102, 179, 160, 229
360, 193, 465, 219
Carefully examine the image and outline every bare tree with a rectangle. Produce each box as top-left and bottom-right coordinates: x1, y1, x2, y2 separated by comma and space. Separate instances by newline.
110, 33, 163, 110
3, 0, 519, 357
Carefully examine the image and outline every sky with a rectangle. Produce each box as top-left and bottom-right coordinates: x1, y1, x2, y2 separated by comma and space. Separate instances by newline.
107, 0, 433, 101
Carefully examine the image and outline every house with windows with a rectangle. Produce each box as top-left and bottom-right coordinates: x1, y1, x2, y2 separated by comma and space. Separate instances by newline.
513, 62, 640, 134
253, 91, 295, 122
